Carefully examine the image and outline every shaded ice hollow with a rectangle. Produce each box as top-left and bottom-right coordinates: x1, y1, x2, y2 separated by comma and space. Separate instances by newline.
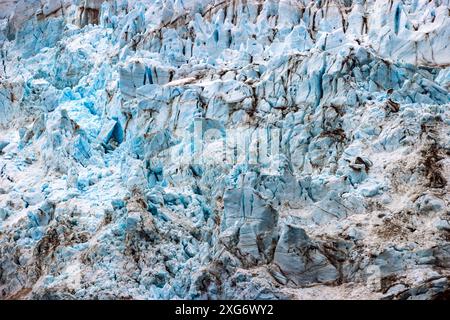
0, 0, 449, 300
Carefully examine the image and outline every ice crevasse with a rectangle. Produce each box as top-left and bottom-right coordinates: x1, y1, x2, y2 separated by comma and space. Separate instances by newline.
0, 0, 449, 299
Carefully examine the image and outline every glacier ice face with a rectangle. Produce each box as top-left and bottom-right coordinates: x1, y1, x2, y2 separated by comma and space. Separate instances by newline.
0, 0, 449, 300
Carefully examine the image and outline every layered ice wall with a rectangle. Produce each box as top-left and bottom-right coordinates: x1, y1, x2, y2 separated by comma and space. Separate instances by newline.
0, 0, 449, 299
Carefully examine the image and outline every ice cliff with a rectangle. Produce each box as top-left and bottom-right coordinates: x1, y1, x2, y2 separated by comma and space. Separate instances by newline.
0, 0, 449, 300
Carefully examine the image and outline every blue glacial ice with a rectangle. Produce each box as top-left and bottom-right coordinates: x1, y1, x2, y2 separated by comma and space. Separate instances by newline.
0, 0, 449, 300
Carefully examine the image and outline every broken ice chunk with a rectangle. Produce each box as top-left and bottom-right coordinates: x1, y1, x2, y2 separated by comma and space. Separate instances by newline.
98, 119, 123, 145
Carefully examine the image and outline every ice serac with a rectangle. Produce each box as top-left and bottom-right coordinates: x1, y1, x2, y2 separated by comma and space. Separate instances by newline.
0, 0, 449, 300
220, 186, 278, 267
272, 224, 339, 286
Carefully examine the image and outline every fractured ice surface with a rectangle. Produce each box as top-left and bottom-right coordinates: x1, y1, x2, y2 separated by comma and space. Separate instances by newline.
0, 0, 449, 299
